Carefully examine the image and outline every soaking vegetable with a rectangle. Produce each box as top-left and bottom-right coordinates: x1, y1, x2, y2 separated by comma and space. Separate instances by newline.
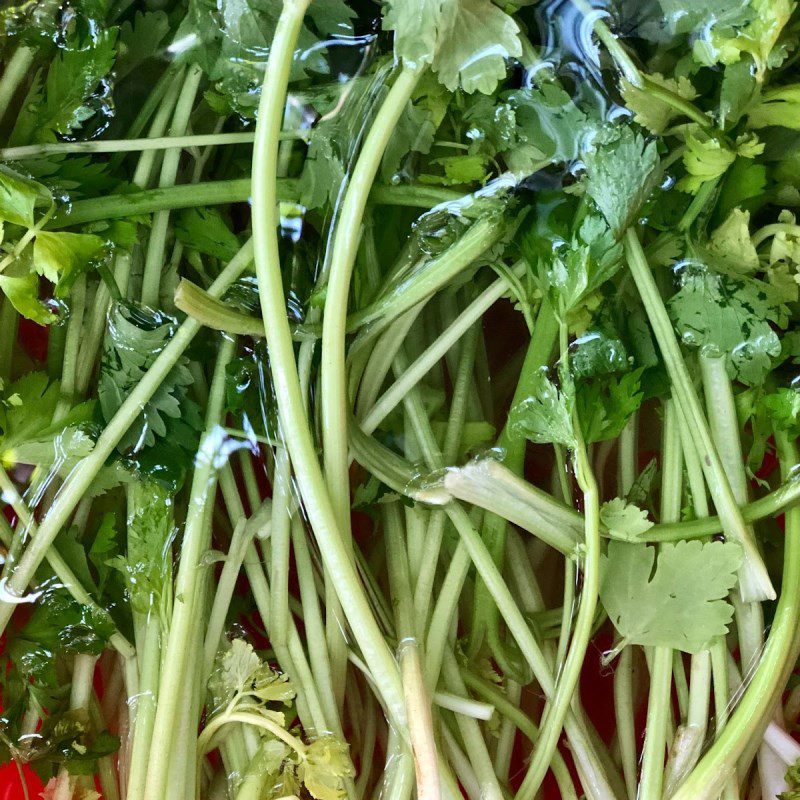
1, 0, 800, 798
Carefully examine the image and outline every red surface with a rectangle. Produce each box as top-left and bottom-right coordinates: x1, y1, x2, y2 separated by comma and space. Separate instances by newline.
0, 762, 43, 800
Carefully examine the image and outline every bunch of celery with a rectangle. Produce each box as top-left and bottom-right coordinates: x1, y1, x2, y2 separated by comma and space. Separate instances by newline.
1, 0, 800, 798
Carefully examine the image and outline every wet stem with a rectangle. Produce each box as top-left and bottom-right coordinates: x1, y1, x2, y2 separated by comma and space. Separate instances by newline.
515, 310, 601, 800
249, 0, 407, 731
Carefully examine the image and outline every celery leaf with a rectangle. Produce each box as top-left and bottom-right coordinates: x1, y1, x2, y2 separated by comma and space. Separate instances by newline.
600, 539, 742, 653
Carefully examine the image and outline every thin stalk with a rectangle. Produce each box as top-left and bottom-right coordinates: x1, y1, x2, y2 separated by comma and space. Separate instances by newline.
491, 678, 520, 783
250, 0, 405, 727
677, 179, 719, 232
385, 503, 414, 639
290, 515, 341, 736
648, 479, 800, 541
640, 399, 683, 799
614, 647, 639, 800
346, 216, 507, 336
413, 326, 478, 628
218, 467, 329, 734
623, 228, 774, 602
516, 317, 603, 800
353, 305, 422, 419
174, 279, 267, 336
440, 459, 581, 554
140, 64, 203, 306
468, 299, 558, 656
433, 692, 494, 721
203, 505, 270, 679
125, 615, 162, 800
699, 352, 765, 665
440, 724, 480, 800
444, 501, 619, 800
0, 46, 35, 126
354, 686, 377, 798
423, 540, 471, 685
320, 65, 421, 548
617, 414, 638, 498
268, 446, 295, 686
75, 253, 130, 396
569, 0, 642, 85
131, 70, 185, 189
0, 131, 307, 161
441, 650, 503, 800
701, 355, 777, 791
400, 640, 441, 800
640, 647, 675, 799
555, 557, 576, 671
48, 179, 462, 229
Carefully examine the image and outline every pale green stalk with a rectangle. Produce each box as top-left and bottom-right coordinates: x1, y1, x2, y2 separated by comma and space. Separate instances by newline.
699, 352, 765, 665
440, 722, 480, 800
354, 305, 422, 419
461, 670, 579, 800
617, 414, 638, 497
347, 216, 506, 336
639, 399, 683, 799
0, 297, 18, 383
492, 678, 520, 783
412, 325, 478, 628
202, 500, 271, 680
76, 246, 132, 395
0, 131, 306, 161
614, 647, 638, 800
141, 64, 203, 306
142, 336, 234, 800
0, 46, 35, 126
249, 0, 405, 726
125, 615, 162, 800
290, 515, 342, 736
217, 466, 328, 734
316, 61, 419, 715
441, 649, 502, 800
423, 541, 471, 685
354, 686, 377, 798
400, 638, 440, 800
320, 66, 421, 538
516, 317, 603, 800
268, 446, 297, 691
134, 74, 186, 189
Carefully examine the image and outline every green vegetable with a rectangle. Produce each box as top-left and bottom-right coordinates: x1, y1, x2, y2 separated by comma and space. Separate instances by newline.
0, 1, 799, 798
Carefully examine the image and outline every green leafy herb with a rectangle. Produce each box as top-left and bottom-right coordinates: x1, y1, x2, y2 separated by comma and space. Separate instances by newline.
600, 540, 742, 652
583, 126, 660, 236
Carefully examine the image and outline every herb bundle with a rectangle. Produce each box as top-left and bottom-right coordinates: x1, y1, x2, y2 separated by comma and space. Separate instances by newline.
1, 0, 800, 799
